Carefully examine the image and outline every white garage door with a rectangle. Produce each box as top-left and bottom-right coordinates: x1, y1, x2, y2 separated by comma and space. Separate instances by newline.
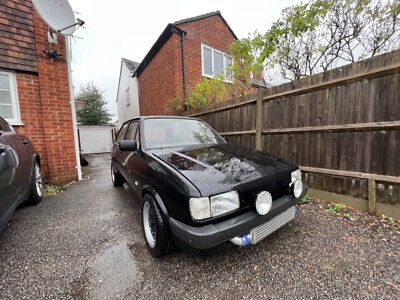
78, 126, 114, 154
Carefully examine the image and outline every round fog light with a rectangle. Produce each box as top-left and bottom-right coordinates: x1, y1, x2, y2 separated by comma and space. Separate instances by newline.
293, 179, 303, 198
256, 191, 272, 215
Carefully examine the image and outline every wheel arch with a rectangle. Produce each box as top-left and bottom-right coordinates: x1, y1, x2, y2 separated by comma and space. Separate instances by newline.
28, 153, 41, 188
141, 185, 170, 221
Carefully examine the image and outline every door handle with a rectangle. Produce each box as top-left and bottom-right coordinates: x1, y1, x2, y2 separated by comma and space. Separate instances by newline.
22, 139, 28, 145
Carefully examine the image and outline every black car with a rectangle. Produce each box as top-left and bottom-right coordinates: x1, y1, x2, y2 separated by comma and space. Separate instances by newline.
0, 117, 42, 233
111, 116, 307, 257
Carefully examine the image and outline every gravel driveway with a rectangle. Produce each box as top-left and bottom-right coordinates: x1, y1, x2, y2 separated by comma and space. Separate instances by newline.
0, 153, 399, 299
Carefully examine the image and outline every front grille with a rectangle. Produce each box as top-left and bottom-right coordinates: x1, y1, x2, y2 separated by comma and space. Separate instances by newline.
249, 206, 295, 244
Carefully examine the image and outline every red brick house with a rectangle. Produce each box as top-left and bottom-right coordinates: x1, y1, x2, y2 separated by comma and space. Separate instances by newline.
117, 11, 238, 120
0, 0, 78, 184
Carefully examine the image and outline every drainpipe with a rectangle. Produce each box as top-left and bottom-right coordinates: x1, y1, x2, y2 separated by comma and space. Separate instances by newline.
180, 30, 187, 100
66, 37, 82, 181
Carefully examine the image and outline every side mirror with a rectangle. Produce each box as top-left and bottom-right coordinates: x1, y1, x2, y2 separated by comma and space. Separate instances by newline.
119, 140, 137, 152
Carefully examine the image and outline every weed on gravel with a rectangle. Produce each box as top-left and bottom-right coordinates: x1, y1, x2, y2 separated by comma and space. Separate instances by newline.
298, 196, 400, 232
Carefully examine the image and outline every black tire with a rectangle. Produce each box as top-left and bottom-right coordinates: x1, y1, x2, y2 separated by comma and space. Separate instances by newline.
80, 153, 89, 166
26, 161, 42, 205
111, 163, 124, 186
142, 194, 170, 257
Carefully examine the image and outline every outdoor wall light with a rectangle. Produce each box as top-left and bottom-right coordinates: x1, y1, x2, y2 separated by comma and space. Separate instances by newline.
43, 49, 62, 59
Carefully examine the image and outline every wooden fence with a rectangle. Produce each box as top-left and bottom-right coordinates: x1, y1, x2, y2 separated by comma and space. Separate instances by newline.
184, 49, 400, 217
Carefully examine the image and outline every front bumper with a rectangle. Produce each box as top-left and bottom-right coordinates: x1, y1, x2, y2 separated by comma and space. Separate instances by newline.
169, 184, 307, 250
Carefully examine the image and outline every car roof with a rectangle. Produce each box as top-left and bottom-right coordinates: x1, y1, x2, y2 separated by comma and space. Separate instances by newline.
122, 116, 200, 126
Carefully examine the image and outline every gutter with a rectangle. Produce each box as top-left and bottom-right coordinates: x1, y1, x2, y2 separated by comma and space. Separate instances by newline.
133, 24, 187, 78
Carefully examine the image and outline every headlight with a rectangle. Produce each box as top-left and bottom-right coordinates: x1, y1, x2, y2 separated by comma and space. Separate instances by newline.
291, 169, 302, 182
293, 179, 303, 198
210, 191, 240, 217
290, 169, 303, 198
189, 197, 211, 220
189, 191, 240, 220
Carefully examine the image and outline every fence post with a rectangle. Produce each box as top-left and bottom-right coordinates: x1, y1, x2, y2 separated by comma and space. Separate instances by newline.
368, 179, 376, 215
255, 89, 263, 151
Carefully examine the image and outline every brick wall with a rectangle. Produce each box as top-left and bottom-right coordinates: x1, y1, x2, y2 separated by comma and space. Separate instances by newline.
138, 14, 237, 116
15, 73, 50, 180
176, 15, 236, 92
1, 0, 77, 184
30, 9, 77, 184
139, 34, 182, 115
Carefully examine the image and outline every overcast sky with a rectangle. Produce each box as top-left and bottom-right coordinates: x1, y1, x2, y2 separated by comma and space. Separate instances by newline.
67, 0, 303, 122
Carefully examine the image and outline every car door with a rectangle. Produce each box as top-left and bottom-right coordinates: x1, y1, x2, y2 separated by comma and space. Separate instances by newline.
0, 135, 16, 221
0, 118, 31, 223
112, 121, 140, 182
124, 122, 148, 196
112, 122, 129, 172
117, 121, 140, 187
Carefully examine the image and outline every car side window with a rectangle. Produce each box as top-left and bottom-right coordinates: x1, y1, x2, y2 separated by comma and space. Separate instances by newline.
125, 122, 138, 140
115, 123, 128, 142
126, 121, 140, 149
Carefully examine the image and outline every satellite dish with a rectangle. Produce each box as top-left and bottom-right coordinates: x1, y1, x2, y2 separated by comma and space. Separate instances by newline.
32, 0, 77, 36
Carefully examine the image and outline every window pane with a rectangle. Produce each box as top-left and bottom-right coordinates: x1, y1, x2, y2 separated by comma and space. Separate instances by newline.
0, 104, 14, 119
214, 51, 223, 76
0, 72, 18, 123
126, 122, 138, 140
225, 56, 233, 81
0, 74, 10, 90
203, 47, 212, 76
0, 90, 13, 119
0, 90, 12, 105
116, 123, 128, 142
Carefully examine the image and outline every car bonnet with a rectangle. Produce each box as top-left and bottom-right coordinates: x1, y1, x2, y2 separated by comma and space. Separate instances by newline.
152, 143, 297, 197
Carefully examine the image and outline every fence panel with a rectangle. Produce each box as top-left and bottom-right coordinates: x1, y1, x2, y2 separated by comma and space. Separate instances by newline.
185, 49, 400, 215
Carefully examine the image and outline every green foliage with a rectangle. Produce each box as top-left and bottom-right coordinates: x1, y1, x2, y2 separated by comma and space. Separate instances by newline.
326, 203, 344, 214
343, 213, 352, 220
186, 76, 227, 110
43, 184, 64, 197
300, 194, 312, 204
260, 0, 331, 62
234, 0, 400, 82
228, 32, 267, 96
76, 82, 112, 125
164, 96, 185, 115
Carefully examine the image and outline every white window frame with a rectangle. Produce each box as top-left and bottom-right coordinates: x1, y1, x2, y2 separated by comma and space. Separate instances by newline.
201, 44, 233, 83
0, 70, 21, 125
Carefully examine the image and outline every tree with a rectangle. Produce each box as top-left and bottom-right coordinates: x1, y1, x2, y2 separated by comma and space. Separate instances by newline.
228, 32, 268, 97
76, 82, 112, 125
186, 76, 227, 109
231, 0, 400, 83
266, 0, 400, 81
165, 75, 228, 113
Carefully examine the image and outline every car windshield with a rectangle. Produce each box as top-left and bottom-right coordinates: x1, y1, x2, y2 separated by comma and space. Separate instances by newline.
143, 118, 225, 149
